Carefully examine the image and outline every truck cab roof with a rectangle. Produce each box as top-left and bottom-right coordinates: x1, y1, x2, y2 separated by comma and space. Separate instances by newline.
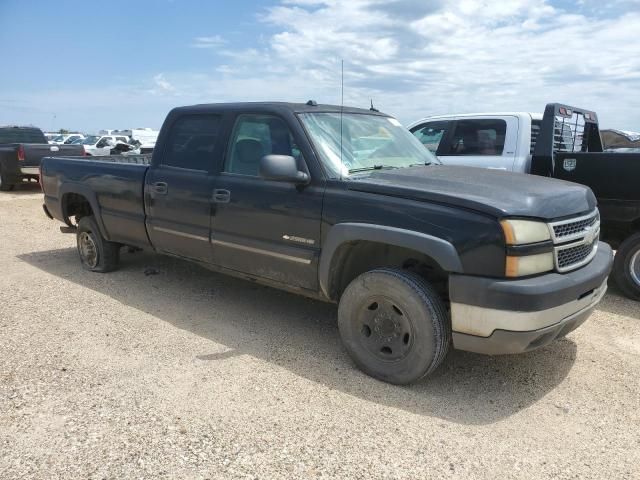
169, 101, 389, 117
408, 112, 542, 128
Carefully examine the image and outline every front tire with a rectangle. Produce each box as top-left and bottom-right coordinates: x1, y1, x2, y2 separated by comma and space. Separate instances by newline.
76, 216, 120, 272
612, 233, 640, 301
338, 268, 450, 384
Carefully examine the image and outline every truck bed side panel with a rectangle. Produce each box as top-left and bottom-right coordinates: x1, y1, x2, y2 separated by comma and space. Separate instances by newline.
41, 156, 151, 248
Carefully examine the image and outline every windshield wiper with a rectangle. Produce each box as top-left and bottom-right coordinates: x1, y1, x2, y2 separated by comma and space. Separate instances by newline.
408, 161, 433, 167
348, 165, 398, 173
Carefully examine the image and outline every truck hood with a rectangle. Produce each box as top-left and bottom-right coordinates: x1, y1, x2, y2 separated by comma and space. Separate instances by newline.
347, 165, 596, 220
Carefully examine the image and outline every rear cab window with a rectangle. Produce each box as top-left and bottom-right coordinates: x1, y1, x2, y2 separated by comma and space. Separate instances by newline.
163, 114, 222, 171
0, 127, 47, 144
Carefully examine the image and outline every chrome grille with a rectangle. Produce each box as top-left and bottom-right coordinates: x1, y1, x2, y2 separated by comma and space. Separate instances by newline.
552, 212, 599, 241
549, 209, 600, 273
556, 240, 598, 270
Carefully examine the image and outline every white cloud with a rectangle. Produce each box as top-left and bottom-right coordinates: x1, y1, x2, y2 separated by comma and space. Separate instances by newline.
191, 35, 226, 49
150, 73, 176, 95
3, 1, 639, 131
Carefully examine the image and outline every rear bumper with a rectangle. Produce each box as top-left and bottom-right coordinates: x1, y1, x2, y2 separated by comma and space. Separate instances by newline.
449, 242, 613, 355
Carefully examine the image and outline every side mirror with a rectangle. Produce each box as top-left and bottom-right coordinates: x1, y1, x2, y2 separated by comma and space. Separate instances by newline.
259, 155, 309, 184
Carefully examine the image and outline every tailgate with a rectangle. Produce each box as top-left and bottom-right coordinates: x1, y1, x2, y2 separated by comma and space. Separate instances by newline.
21, 144, 82, 167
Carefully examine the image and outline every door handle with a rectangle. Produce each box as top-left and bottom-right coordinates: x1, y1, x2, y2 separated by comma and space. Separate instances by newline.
152, 182, 168, 195
212, 189, 231, 203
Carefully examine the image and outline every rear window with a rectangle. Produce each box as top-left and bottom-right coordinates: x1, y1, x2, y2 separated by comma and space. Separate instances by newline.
163, 114, 222, 170
0, 127, 47, 144
444, 119, 507, 155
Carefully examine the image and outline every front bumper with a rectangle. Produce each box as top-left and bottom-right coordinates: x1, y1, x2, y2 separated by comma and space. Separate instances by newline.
449, 242, 613, 355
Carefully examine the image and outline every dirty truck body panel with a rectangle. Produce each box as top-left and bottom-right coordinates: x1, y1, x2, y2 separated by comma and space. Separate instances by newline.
41, 102, 612, 363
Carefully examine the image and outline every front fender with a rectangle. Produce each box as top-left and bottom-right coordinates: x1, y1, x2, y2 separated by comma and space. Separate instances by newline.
319, 222, 463, 298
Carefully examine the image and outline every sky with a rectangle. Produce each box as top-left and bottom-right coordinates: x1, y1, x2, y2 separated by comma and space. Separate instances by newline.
1, 0, 639, 132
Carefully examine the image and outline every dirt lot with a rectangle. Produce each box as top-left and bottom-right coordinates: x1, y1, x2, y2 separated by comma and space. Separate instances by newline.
1, 186, 639, 479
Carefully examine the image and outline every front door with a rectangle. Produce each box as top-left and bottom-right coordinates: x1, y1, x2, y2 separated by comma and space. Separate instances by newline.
210, 113, 323, 290
145, 113, 223, 262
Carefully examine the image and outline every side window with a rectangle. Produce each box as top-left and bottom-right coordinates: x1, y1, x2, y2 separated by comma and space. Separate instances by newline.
225, 114, 302, 176
445, 119, 507, 156
163, 114, 221, 170
410, 121, 449, 154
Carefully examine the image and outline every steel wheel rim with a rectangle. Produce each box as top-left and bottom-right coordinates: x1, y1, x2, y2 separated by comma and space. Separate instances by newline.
78, 232, 98, 268
630, 250, 640, 287
355, 295, 414, 362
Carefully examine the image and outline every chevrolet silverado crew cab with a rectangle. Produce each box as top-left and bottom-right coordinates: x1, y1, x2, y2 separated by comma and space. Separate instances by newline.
409, 103, 640, 300
0, 126, 84, 191
41, 102, 612, 384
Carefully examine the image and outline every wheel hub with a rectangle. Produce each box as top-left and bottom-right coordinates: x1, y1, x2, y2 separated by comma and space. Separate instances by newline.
630, 250, 640, 287
358, 296, 413, 362
78, 232, 98, 268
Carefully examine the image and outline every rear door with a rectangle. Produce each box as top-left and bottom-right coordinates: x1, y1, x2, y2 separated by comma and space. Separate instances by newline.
210, 112, 323, 290
145, 113, 223, 262
436, 117, 518, 170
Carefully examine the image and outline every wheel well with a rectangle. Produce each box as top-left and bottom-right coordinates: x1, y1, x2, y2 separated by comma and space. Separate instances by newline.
62, 192, 93, 226
327, 241, 449, 302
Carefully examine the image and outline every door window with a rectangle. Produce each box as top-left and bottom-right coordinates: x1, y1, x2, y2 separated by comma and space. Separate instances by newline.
410, 121, 449, 154
163, 114, 222, 170
225, 114, 302, 176
445, 119, 507, 155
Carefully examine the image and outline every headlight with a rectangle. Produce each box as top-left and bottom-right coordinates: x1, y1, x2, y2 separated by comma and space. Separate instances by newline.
505, 252, 554, 277
500, 219, 551, 245
501, 219, 554, 277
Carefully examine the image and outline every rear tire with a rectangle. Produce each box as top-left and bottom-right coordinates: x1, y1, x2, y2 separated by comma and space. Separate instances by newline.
0, 166, 14, 191
76, 216, 120, 273
338, 268, 450, 384
612, 233, 640, 301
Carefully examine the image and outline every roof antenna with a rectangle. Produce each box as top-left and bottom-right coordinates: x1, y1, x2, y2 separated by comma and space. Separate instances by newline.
340, 59, 344, 179
370, 99, 379, 112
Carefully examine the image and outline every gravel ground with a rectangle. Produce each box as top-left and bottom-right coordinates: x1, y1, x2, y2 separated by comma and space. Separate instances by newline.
1, 186, 639, 479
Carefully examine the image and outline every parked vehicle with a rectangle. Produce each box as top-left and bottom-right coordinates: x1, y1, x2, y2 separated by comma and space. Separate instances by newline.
0, 126, 84, 191
41, 102, 612, 384
98, 128, 159, 153
44, 133, 58, 143
81, 135, 130, 156
50, 133, 85, 145
409, 103, 640, 300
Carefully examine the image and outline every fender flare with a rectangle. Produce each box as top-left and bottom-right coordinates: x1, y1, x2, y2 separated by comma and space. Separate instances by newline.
319, 222, 463, 298
58, 183, 110, 240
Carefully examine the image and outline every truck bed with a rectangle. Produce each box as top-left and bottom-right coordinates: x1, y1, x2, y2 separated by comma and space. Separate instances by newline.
40, 154, 152, 248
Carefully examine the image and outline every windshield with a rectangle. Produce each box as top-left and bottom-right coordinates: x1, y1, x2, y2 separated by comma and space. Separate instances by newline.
299, 112, 439, 178
81, 135, 100, 145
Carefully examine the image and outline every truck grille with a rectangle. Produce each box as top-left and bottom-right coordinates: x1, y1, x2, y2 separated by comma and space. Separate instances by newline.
556, 239, 598, 270
549, 209, 600, 273
552, 211, 599, 242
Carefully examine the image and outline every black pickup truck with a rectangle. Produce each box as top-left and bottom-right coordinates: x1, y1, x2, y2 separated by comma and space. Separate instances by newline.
41, 102, 612, 384
0, 126, 85, 191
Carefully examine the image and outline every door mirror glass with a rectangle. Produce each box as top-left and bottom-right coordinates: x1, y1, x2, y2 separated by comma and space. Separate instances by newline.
259, 155, 309, 184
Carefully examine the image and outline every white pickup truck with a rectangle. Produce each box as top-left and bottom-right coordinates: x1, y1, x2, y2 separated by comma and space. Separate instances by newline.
408, 103, 640, 300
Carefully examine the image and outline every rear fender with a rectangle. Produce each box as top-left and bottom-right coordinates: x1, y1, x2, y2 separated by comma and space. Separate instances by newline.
58, 183, 110, 240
